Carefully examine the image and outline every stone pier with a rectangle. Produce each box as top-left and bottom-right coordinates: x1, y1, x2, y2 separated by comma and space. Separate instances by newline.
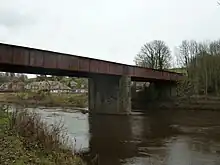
89, 75, 131, 114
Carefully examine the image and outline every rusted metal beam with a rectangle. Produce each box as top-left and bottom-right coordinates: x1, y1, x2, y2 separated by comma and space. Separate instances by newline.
0, 43, 183, 81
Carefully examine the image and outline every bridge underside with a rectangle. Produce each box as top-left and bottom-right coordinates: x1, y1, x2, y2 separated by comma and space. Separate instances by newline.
0, 63, 175, 82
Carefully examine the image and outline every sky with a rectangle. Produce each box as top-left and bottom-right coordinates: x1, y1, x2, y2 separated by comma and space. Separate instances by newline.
0, 0, 220, 68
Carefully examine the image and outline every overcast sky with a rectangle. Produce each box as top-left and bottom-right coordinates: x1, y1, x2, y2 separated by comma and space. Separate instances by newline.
0, 0, 220, 66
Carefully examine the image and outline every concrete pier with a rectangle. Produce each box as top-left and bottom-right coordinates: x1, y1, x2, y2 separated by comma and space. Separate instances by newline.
89, 75, 131, 114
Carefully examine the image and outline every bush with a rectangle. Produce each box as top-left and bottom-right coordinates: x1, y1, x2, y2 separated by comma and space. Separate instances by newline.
0, 107, 85, 165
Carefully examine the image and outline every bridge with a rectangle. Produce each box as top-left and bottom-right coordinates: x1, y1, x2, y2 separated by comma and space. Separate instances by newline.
0, 43, 182, 114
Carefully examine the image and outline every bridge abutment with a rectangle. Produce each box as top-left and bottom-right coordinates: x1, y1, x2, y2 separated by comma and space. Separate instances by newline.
89, 75, 131, 114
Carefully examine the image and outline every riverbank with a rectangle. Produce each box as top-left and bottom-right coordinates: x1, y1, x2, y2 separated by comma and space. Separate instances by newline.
133, 95, 220, 111
0, 108, 85, 165
0, 92, 88, 108
160, 96, 220, 111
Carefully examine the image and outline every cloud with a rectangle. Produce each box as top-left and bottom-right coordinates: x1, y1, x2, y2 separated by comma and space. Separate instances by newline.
0, 0, 38, 29
0, 10, 35, 28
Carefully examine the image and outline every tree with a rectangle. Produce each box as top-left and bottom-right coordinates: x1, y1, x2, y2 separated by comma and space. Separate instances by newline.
175, 40, 199, 73
134, 40, 171, 69
176, 39, 220, 96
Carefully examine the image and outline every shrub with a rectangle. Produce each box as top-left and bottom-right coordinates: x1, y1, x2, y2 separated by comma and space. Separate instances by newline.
0, 107, 85, 165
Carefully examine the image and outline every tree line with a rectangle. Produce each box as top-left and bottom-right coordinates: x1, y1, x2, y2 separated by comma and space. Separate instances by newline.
0, 72, 28, 84
134, 39, 220, 96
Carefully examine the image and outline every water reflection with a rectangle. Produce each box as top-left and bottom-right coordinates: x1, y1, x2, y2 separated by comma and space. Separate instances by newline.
88, 111, 220, 165
88, 115, 135, 165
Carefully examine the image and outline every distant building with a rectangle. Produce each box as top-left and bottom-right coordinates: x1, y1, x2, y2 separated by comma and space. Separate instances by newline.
74, 89, 88, 94
0, 81, 25, 91
69, 80, 77, 88
25, 81, 72, 93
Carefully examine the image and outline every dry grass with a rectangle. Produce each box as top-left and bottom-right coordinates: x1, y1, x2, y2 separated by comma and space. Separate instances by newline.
0, 107, 85, 165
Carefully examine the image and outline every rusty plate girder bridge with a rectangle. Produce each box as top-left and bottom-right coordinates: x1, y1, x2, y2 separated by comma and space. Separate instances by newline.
0, 43, 183, 114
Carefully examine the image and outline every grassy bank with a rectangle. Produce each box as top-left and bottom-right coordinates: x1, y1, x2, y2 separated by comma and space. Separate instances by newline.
0, 92, 88, 108
0, 108, 85, 165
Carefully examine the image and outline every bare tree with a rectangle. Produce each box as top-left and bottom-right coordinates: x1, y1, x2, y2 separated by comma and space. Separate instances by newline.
176, 39, 220, 96
134, 40, 171, 69
176, 40, 199, 71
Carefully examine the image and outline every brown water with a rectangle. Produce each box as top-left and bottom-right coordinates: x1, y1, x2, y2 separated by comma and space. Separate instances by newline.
25, 108, 220, 165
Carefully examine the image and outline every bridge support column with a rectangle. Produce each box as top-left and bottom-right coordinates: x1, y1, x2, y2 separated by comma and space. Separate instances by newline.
89, 75, 131, 114
154, 82, 177, 99
131, 81, 137, 98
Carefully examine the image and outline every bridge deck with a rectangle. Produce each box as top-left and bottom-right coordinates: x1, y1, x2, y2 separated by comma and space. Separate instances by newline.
0, 43, 182, 82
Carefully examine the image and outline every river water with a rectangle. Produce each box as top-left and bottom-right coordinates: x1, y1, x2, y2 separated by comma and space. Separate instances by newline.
10, 106, 220, 165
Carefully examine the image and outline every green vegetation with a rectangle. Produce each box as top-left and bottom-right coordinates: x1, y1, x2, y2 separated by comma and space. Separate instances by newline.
0, 107, 84, 165
0, 73, 28, 84
0, 92, 88, 108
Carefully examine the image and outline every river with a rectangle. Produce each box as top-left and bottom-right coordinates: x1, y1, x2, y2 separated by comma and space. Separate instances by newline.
9, 106, 220, 165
